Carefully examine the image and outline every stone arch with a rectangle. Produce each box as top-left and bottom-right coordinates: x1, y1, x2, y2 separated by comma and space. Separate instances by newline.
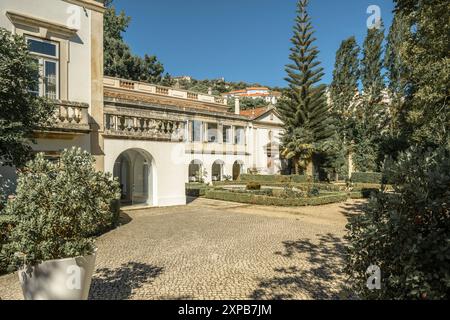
113, 148, 157, 206
211, 159, 225, 182
188, 159, 204, 183
232, 160, 245, 181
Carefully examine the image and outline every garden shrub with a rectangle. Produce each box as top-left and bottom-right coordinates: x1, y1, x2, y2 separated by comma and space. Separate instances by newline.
351, 172, 382, 184
346, 146, 450, 299
274, 185, 304, 199
308, 186, 320, 197
0, 215, 15, 274
246, 182, 261, 190
2, 147, 121, 271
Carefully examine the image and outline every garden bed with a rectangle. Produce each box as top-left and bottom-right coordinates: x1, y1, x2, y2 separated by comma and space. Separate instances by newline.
204, 189, 349, 207
213, 181, 345, 192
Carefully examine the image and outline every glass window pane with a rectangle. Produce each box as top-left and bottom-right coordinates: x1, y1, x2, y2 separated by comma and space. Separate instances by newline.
44, 61, 57, 99
27, 39, 57, 57
207, 123, 218, 143
235, 127, 245, 145
192, 121, 202, 142
223, 125, 232, 143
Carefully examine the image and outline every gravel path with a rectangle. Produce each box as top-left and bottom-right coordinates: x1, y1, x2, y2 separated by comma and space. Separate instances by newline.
0, 198, 365, 300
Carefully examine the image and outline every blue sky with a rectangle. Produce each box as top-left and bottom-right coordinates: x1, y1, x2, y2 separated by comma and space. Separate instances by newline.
113, 0, 394, 87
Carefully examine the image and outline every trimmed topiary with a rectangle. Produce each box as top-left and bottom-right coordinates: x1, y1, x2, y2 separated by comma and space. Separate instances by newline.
246, 182, 262, 191
1, 147, 121, 271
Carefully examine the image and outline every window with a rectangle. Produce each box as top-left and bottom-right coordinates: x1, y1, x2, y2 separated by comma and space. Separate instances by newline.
27, 37, 59, 100
223, 125, 232, 144
207, 123, 218, 143
234, 126, 245, 145
191, 120, 202, 142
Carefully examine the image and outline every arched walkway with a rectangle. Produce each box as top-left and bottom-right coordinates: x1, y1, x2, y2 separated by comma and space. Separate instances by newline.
188, 160, 204, 183
113, 149, 156, 206
211, 160, 225, 182
232, 160, 245, 181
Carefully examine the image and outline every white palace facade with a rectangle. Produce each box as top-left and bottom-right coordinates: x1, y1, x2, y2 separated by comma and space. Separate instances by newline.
0, 0, 284, 207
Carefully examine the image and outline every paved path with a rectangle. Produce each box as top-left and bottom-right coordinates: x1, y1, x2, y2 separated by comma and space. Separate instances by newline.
0, 198, 365, 300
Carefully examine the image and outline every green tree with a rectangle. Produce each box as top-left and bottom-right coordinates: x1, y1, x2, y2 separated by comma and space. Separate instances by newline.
377, 12, 412, 161
395, 0, 449, 146
0, 28, 54, 168
346, 0, 450, 299
227, 97, 269, 111
278, 0, 333, 175
330, 37, 360, 142
384, 13, 409, 134
354, 22, 387, 172
328, 37, 360, 178
104, 0, 164, 83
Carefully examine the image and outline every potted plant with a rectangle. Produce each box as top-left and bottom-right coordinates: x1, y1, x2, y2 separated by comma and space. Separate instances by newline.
3, 148, 120, 300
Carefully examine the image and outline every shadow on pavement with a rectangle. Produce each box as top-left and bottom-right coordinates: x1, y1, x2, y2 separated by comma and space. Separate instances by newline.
250, 233, 354, 300
89, 262, 164, 300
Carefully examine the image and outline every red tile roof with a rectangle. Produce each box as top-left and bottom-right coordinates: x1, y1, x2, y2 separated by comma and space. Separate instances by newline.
239, 106, 271, 119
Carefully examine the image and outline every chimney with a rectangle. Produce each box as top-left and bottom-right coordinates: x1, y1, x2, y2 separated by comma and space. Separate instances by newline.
234, 98, 240, 115
208, 87, 212, 95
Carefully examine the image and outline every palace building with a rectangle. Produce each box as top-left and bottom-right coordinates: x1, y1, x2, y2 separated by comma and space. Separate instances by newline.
0, 0, 284, 207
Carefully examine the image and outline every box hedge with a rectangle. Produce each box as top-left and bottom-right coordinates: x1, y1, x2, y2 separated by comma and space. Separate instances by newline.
239, 174, 311, 184
204, 189, 348, 207
351, 172, 383, 184
214, 180, 343, 192
186, 183, 208, 197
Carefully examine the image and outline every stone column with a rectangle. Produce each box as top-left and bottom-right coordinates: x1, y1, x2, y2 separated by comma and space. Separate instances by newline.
90, 8, 105, 171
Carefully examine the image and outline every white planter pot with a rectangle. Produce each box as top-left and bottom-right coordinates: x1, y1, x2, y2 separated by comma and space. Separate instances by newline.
18, 250, 97, 300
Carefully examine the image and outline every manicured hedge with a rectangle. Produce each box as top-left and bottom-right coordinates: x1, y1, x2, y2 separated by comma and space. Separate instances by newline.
214, 181, 344, 192
186, 183, 208, 197
290, 175, 312, 183
239, 174, 311, 184
204, 190, 348, 207
351, 172, 383, 184
348, 188, 380, 199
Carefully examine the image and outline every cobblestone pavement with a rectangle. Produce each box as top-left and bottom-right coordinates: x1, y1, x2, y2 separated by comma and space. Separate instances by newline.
0, 198, 365, 300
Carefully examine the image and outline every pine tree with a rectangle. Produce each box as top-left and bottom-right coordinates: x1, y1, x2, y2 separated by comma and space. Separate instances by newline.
278, 0, 333, 175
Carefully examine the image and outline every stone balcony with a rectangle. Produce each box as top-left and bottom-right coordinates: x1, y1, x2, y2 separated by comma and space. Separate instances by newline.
35, 100, 91, 138
104, 113, 186, 142
103, 76, 227, 106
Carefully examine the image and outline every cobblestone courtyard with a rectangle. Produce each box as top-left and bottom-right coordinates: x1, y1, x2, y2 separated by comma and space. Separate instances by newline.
0, 198, 364, 300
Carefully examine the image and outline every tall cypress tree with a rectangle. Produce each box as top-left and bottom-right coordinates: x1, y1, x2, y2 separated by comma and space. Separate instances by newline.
354, 22, 386, 172
325, 37, 360, 179
278, 0, 333, 175
330, 36, 360, 141
385, 13, 410, 134
394, 0, 449, 147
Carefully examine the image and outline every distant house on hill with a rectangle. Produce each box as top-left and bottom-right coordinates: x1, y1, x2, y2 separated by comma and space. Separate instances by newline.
222, 87, 281, 105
